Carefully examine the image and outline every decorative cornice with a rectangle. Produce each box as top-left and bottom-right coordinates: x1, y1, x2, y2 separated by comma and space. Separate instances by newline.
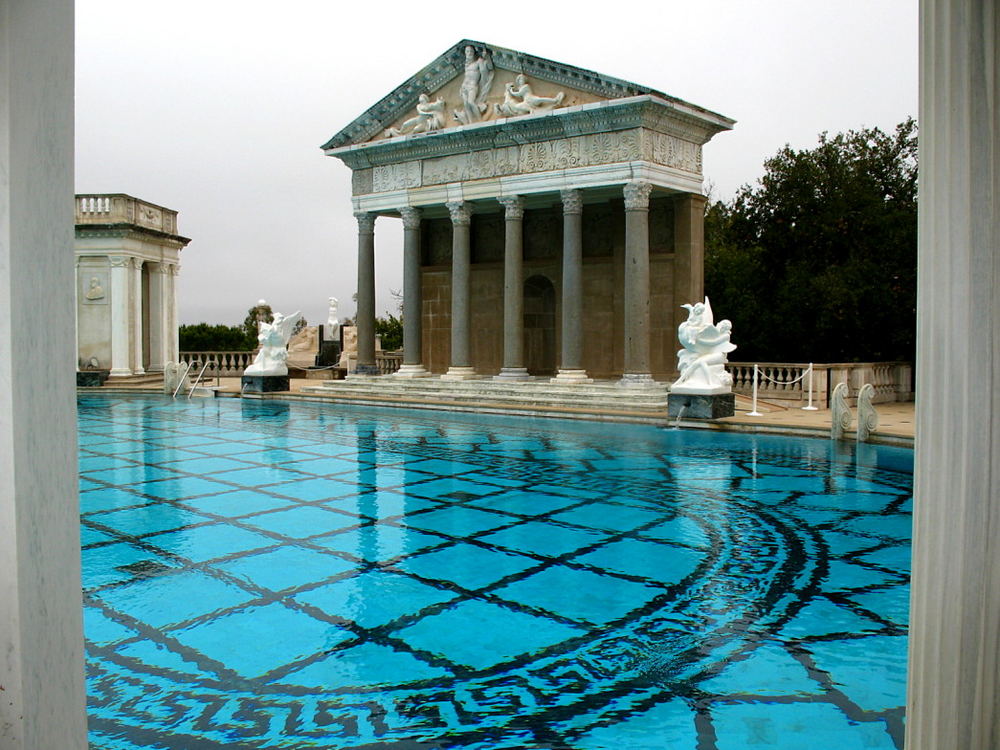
355, 213, 376, 233
399, 206, 422, 229
561, 189, 583, 214
498, 196, 524, 220
447, 201, 472, 226
109, 256, 130, 268
624, 181, 652, 210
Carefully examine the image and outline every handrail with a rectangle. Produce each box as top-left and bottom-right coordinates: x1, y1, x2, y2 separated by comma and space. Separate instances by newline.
187, 361, 211, 399
171, 361, 192, 399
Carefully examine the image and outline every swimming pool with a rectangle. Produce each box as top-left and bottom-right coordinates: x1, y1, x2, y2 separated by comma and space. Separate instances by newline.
79, 395, 912, 749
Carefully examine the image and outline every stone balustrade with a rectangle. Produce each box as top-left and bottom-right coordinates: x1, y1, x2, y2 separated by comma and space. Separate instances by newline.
726, 361, 913, 409
76, 193, 180, 235
179, 351, 255, 377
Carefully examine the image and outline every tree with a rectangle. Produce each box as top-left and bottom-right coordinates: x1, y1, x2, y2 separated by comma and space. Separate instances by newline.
179, 323, 255, 351
705, 118, 917, 362
375, 313, 403, 351
242, 303, 273, 347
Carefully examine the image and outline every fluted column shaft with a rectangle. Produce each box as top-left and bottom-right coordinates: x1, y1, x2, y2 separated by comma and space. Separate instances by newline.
673, 193, 707, 337
553, 189, 591, 383
622, 181, 653, 384
496, 196, 529, 380
109, 256, 131, 376
907, 3, 1000, 749
129, 258, 145, 375
443, 201, 476, 379
396, 207, 429, 377
354, 213, 378, 375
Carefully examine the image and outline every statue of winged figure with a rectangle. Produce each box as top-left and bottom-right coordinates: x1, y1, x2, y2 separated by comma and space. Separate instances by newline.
245, 310, 303, 376
672, 297, 737, 394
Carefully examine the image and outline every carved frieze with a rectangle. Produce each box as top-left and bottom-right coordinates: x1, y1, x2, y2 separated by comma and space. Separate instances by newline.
372, 162, 420, 192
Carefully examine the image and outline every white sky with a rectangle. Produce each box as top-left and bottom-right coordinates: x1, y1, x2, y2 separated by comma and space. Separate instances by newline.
75, 0, 917, 327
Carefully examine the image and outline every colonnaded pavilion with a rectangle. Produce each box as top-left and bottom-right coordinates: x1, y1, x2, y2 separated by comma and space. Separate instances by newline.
324, 40, 733, 383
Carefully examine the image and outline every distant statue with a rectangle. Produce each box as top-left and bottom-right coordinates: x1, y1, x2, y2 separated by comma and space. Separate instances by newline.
671, 297, 737, 394
386, 94, 447, 137
495, 74, 565, 117
84, 276, 105, 300
326, 297, 341, 341
244, 310, 303, 377
454, 45, 494, 125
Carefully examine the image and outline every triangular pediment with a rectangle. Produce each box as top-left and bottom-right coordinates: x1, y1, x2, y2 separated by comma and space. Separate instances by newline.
322, 40, 690, 150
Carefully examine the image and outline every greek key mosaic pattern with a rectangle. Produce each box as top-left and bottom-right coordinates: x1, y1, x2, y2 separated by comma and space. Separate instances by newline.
78, 396, 911, 749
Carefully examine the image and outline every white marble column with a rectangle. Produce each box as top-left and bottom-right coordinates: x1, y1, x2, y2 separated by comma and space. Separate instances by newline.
129, 258, 145, 375
906, 2, 1000, 749
147, 263, 168, 372
621, 181, 654, 386
109, 255, 132, 376
167, 263, 180, 363
442, 201, 477, 380
395, 207, 430, 377
496, 196, 530, 380
352, 212, 379, 377
673, 193, 707, 337
0, 0, 88, 746
553, 189, 592, 383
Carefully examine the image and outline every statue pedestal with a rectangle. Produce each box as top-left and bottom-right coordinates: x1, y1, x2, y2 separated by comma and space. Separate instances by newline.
241, 375, 290, 393
668, 392, 735, 420
76, 370, 109, 387
315, 341, 341, 367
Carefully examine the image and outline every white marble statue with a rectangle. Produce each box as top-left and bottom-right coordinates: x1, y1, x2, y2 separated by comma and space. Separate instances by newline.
495, 75, 565, 117
386, 93, 446, 137
244, 310, 302, 377
454, 45, 494, 125
325, 297, 340, 341
671, 297, 737, 394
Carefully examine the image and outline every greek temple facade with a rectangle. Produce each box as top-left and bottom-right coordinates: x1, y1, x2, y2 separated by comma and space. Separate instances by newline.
324, 40, 734, 383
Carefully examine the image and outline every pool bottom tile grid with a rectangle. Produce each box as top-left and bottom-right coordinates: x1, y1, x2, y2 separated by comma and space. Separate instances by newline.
78, 395, 912, 750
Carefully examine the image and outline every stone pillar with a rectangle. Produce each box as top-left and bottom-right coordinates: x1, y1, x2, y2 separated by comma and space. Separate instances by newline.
353, 212, 379, 376
109, 255, 132, 376
553, 189, 591, 383
395, 207, 429, 377
622, 181, 654, 385
673, 193, 707, 336
496, 196, 529, 381
147, 263, 168, 372
442, 201, 477, 380
907, 3, 1000, 749
168, 264, 180, 363
129, 258, 145, 375
0, 0, 88, 746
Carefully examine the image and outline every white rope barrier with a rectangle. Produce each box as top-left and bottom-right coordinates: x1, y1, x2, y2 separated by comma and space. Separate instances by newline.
747, 363, 816, 415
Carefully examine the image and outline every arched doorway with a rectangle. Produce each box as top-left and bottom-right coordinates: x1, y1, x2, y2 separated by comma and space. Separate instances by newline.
524, 275, 556, 376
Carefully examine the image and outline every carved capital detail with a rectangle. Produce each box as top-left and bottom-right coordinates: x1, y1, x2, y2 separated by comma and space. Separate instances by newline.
561, 189, 583, 215
355, 212, 376, 234
447, 201, 472, 226
498, 196, 524, 220
623, 181, 652, 211
399, 206, 422, 230
109, 256, 130, 268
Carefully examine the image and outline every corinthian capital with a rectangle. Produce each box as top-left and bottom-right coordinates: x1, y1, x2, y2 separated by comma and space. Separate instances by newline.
399, 206, 422, 230
498, 196, 524, 220
623, 181, 652, 211
561, 189, 583, 215
447, 201, 472, 226
355, 212, 376, 234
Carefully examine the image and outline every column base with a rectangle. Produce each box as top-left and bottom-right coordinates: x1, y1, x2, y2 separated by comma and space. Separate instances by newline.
618, 373, 656, 388
393, 364, 431, 378
109, 368, 133, 377
441, 366, 478, 381
551, 369, 593, 384
494, 367, 531, 381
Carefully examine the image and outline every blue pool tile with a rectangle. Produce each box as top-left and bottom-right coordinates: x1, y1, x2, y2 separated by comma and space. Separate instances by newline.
172, 602, 346, 679
294, 570, 455, 629
467, 491, 580, 517
277, 642, 449, 689
312, 524, 442, 561
125, 447, 207, 464
712, 700, 895, 749
282, 455, 359, 476
95, 569, 255, 629
114, 638, 213, 679
858, 544, 912, 571
638, 517, 712, 549
214, 546, 356, 592
400, 459, 483, 476
84, 606, 137, 645
269, 476, 358, 501
82, 543, 179, 589
699, 643, 822, 696
134, 476, 237, 500
79, 455, 139, 472
849, 586, 910, 627
345, 490, 439, 520
146, 523, 276, 562
154, 456, 254, 474
178, 489, 295, 518
822, 560, 901, 593
85, 465, 183, 485
841, 514, 913, 542
493, 566, 660, 625
550, 503, 665, 534
573, 698, 699, 750
177, 441, 254, 456
81, 486, 152, 514
576, 539, 703, 586
81, 526, 117, 546
480, 521, 606, 558
806, 635, 909, 712
86, 503, 210, 537
780, 598, 882, 639
208, 466, 311, 487
398, 543, 536, 590
242, 505, 358, 539
403, 505, 513, 537
396, 599, 582, 671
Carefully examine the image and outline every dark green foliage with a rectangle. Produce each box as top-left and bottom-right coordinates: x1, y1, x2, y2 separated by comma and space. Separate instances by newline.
242, 303, 274, 345
179, 323, 255, 351
705, 118, 917, 362
375, 313, 403, 352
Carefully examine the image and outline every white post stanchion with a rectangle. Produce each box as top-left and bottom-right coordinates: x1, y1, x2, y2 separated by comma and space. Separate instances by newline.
748, 364, 762, 416
803, 362, 818, 410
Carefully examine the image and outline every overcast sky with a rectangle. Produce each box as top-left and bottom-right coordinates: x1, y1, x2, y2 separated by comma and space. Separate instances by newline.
75, 0, 917, 327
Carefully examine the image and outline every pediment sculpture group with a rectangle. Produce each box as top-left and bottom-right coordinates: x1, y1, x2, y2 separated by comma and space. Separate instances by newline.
386, 46, 567, 138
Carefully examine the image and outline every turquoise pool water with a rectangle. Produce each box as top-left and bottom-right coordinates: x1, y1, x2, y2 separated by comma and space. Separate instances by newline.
79, 395, 912, 749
